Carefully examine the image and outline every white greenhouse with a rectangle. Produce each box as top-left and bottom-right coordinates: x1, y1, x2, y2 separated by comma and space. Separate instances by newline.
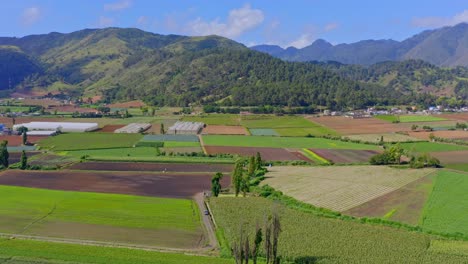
167, 121, 204, 135
13, 122, 99, 133
114, 123, 151, 133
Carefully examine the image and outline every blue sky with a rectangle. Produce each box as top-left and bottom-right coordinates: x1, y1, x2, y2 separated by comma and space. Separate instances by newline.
1, 0, 467, 48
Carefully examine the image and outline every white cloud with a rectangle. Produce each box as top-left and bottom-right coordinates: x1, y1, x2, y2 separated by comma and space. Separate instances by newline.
97, 16, 115, 27
186, 4, 264, 38
324, 22, 339, 32
287, 33, 315, 49
104, 0, 132, 11
21, 7, 41, 26
412, 9, 468, 28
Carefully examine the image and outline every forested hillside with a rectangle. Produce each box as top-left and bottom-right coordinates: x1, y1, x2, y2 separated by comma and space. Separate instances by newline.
0, 28, 466, 109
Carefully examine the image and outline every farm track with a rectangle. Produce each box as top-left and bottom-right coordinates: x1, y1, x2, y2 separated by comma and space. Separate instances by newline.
194, 193, 218, 250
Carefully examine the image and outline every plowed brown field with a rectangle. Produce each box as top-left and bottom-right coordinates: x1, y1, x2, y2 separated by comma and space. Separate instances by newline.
99, 124, 125, 132
68, 161, 233, 172
408, 130, 468, 141
311, 149, 381, 163
0, 170, 231, 198
0, 135, 45, 146
430, 151, 468, 164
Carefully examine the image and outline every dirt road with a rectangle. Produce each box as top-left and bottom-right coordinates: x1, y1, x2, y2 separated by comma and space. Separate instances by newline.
194, 192, 218, 250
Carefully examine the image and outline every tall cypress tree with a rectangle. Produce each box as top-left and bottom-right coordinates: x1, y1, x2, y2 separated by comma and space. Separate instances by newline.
20, 150, 27, 170
0, 140, 9, 168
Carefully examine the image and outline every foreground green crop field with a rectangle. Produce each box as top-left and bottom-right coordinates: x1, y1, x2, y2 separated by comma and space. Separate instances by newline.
375, 115, 447, 123
421, 170, 468, 236
39, 133, 143, 151
210, 197, 468, 263
0, 186, 202, 248
444, 163, 468, 172
203, 135, 380, 150
398, 142, 468, 152
0, 239, 235, 264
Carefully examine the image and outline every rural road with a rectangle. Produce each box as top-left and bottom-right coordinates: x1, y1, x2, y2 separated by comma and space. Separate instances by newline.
194, 192, 219, 250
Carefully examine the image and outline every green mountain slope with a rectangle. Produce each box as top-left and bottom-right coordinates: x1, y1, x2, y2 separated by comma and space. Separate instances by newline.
0, 46, 42, 90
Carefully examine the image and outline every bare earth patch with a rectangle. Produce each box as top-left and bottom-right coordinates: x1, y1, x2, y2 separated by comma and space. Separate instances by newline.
408, 130, 468, 141
264, 166, 434, 212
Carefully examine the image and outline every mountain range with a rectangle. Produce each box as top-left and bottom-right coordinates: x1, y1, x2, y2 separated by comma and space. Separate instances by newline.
251, 23, 468, 67
0, 27, 466, 109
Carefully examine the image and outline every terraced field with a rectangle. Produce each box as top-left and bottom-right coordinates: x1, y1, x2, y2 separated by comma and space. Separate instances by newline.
263, 166, 434, 211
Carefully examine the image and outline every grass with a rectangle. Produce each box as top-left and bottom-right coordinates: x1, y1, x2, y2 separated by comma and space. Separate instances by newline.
164, 141, 201, 147
398, 142, 468, 152
209, 197, 467, 263
248, 128, 279, 136
345, 133, 423, 143
202, 135, 380, 150
182, 114, 240, 126
0, 185, 202, 248
375, 115, 447, 123
263, 166, 433, 212
0, 239, 235, 264
241, 115, 338, 137
38, 133, 143, 151
421, 170, 468, 236
444, 163, 468, 172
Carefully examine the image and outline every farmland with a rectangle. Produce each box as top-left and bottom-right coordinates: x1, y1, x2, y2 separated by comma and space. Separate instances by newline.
408, 130, 468, 141
0, 185, 203, 248
202, 125, 249, 135
204, 146, 309, 161
430, 151, 468, 164
375, 115, 447, 123
0, 239, 235, 264
263, 166, 434, 211
308, 116, 406, 135
398, 142, 468, 152
0, 170, 230, 198
68, 161, 233, 173
209, 197, 468, 263
38, 133, 143, 151
421, 170, 468, 235
345, 133, 422, 143
182, 114, 240, 126
203, 135, 381, 150
310, 149, 381, 163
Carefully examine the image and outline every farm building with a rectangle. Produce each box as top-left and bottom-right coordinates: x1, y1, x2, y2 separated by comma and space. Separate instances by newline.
13, 122, 99, 132
114, 123, 151, 133
167, 121, 204, 135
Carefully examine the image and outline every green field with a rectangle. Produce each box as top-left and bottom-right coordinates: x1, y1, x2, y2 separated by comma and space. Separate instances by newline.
210, 197, 467, 263
203, 135, 380, 150
398, 142, 468, 152
182, 114, 240, 126
376, 115, 447, 123
421, 170, 468, 235
0, 106, 31, 113
164, 141, 201, 147
0, 239, 234, 264
39, 133, 143, 151
0, 185, 202, 248
248, 128, 279, 136
444, 163, 468, 172
241, 115, 338, 137
67, 147, 234, 163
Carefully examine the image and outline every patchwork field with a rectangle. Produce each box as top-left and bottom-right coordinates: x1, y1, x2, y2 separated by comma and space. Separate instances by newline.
0, 239, 235, 264
99, 124, 125, 132
204, 146, 310, 161
444, 163, 468, 172
375, 115, 447, 123
0, 185, 203, 248
209, 197, 467, 263
310, 149, 381, 163
345, 173, 436, 225
249, 128, 279, 136
430, 151, 468, 164
28, 153, 78, 167
345, 133, 422, 143
8, 151, 40, 164
202, 135, 381, 150
141, 134, 199, 142
0, 135, 46, 146
439, 112, 468, 122
182, 114, 240, 126
68, 161, 233, 173
421, 170, 468, 236
0, 170, 230, 198
38, 133, 143, 151
263, 166, 434, 211
408, 130, 468, 141
399, 142, 468, 152
202, 125, 249, 135
308, 116, 405, 135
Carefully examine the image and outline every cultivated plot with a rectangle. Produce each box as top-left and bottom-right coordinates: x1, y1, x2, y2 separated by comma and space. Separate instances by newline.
408, 130, 468, 141
429, 151, 468, 164
0, 185, 203, 248
38, 133, 143, 151
182, 114, 240, 126
263, 166, 434, 211
345, 133, 422, 143
308, 116, 406, 135
375, 115, 447, 123
202, 125, 249, 135
399, 142, 468, 153
68, 161, 233, 173
310, 149, 381, 163
204, 146, 310, 162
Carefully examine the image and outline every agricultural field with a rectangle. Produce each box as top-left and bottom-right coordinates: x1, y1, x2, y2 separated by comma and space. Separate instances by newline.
38, 133, 143, 151
408, 130, 468, 141
28, 153, 78, 167
203, 135, 381, 150
248, 128, 279, 136
99, 124, 125, 132
8, 151, 40, 164
308, 116, 406, 135
263, 166, 434, 211
439, 112, 468, 122
421, 170, 468, 236
0, 185, 203, 248
345, 133, 423, 143
0, 239, 234, 264
398, 142, 468, 153
204, 146, 310, 162
444, 163, 468, 172
0, 135, 45, 146
202, 125, 249, 135
141, 134, 199, 142
430, 151, 468, 164
0, 170, 230, 198
345, 173, 436, 225
209, 197, 468, 263
309, 149, 381, 164
68, 161, 233, 173
241, 115, 338, 137
182, 114, 240, 126
375, 115, 447, 123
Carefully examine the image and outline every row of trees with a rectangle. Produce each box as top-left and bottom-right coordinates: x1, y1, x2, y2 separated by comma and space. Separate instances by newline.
0, 140, 28, 170
232, 153, 264, 197
369, 143, 440, 168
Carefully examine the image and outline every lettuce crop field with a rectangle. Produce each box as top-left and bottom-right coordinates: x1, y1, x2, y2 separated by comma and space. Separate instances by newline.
209, 197, 468, 263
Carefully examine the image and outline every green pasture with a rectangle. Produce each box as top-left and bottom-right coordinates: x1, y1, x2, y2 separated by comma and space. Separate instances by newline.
444, 163, 468, 172
203, 135, 380, 150
38, 133, 143, 151
398, 142, 468, 153
376, 115, 447, 123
